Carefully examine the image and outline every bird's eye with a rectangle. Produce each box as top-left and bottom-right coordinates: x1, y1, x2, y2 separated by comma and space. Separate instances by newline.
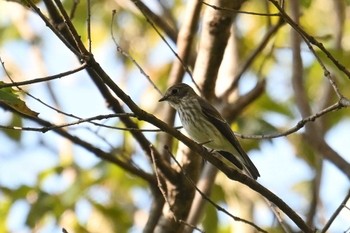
171, 88, 179, 95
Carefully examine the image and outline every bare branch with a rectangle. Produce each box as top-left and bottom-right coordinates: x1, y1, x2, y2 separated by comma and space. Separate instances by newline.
194, 0, 243, 100
0, 62, 87, 88
128, 0, 178, 42
202, 1, 280, 17
131, 0, 197, 90
236, 100, 346, 139
321, 189, 350, 233
86, 0, 92, 52
150, 145, 177, 221
0, 113, 169, 133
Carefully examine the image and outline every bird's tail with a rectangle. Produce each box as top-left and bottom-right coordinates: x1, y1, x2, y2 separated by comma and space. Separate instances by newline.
217, 150, 260, 180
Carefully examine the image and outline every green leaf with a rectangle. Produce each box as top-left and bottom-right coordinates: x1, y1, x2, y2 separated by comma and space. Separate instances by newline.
0, 196, 11, 232
0, 82, 38, 117
202, 204, 219, 233
3, 113, 22, 141
300, 0, 313, 8
26, 192, 56, 227
255, 94, 294, 118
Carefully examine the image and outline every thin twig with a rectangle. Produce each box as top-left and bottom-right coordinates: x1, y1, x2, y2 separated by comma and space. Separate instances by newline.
110, 10, 161, 95
52, 0, 87, 53
321, 189, 350, 233
0, 113, 164, 132
202, 1, 280, 17
178, 220, 204, 233
151, 145, 204, 233
268, 0, 350, 82
129, 0, 178, 42
24, 0, 82, 57
149, 145, 177, 221
86, 0, 92, 52
235, 101, 345, 139
15, 111, 157, 183
131, 0, 199, 92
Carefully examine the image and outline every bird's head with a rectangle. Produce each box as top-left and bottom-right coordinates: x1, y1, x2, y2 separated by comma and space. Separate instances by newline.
159, 83, 197, 107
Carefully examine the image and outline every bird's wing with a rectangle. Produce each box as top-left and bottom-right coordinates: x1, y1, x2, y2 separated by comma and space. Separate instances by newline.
198, 97, 260, 178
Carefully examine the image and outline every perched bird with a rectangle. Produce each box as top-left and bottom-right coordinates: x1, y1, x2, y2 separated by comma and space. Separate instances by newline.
159, 83, 260, 179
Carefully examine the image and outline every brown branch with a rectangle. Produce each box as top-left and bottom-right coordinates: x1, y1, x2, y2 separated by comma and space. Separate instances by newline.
150, 145, 177, 221
86, 0, 92, 52
178, 220, 204, 233
167, 0, 202, 86
215, 162, 313, 232
52, 0, 87, 53
310, 138, 350, 179
129, 0, 178, 42
0, 63, 87, 88
24, 0, 82, 56
194, 0, 244, 100
236, 100, 346, 139
0, 113, 171, 133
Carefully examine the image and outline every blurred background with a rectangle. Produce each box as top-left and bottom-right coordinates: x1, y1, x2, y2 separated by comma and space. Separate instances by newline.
0, 0, 349, 232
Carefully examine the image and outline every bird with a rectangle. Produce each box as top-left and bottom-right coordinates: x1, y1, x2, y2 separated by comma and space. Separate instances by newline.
159, 83, 260, 179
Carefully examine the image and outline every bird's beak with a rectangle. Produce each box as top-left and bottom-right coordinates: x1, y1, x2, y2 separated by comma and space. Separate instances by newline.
159, 95, 168, 102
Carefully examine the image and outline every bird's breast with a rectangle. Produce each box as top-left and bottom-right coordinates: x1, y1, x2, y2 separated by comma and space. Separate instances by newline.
177, 103, 227, 150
